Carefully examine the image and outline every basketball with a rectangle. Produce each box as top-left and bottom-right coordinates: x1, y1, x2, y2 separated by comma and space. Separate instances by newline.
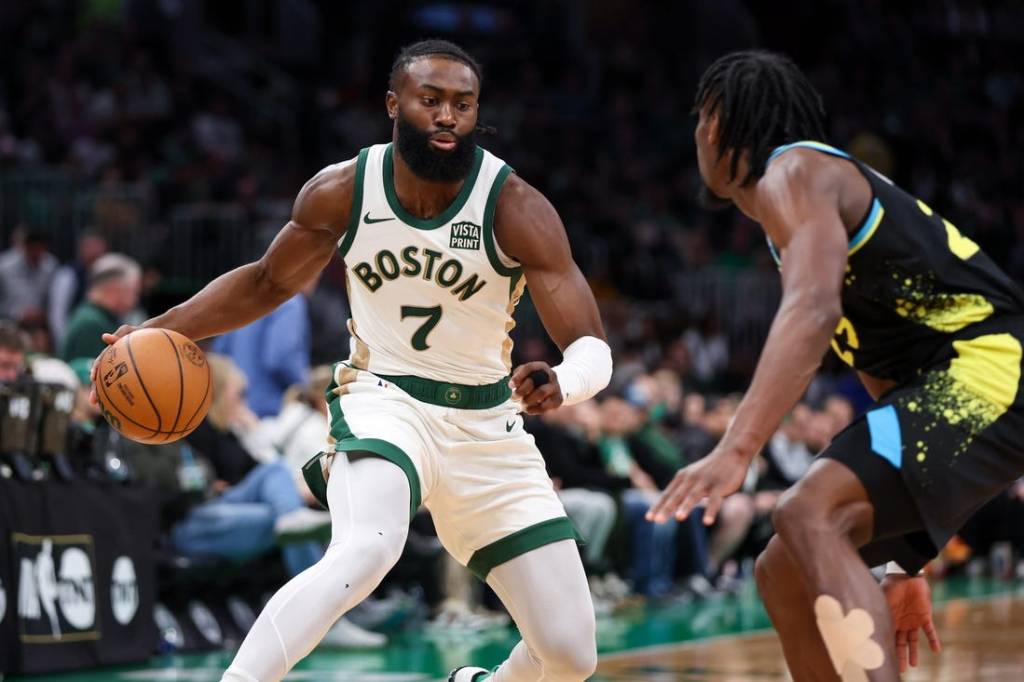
94, 328, 213, 444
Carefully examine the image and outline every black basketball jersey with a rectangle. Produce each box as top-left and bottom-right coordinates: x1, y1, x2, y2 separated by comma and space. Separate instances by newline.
765, 141, 1024, 383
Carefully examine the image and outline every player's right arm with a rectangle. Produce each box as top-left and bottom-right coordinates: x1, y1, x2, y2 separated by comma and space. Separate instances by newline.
105, 162, 356, 344
648, 152, 850, 524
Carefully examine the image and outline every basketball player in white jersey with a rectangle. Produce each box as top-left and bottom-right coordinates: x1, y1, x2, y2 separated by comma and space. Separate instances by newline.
95, 40, 612, 681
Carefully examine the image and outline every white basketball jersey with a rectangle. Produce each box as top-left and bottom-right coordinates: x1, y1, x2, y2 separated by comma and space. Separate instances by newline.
338, 143, 524, 385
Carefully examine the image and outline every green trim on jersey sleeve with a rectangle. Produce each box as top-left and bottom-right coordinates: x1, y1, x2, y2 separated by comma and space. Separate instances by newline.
509, 270, 523, 300
337, 147, 370, 258
466, 516, 584, 580
482, 164, 520, 277
382, 143, 484, 230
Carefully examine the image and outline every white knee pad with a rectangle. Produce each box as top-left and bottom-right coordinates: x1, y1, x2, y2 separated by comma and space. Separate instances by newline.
814, 595, 885, 682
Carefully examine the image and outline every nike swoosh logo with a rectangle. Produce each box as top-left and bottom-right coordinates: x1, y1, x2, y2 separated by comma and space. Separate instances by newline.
505, 419, 516, 432
363, 212, 395, 224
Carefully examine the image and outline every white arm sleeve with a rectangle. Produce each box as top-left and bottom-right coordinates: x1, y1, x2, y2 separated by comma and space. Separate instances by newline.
552, 336, 613, 406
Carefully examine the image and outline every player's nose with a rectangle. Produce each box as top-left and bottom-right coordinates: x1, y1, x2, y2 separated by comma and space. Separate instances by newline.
435, 104, 456, 126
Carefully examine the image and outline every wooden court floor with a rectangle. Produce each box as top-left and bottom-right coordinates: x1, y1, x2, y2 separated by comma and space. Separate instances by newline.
12, 579, 1024, 680
595, 594, 1024, 681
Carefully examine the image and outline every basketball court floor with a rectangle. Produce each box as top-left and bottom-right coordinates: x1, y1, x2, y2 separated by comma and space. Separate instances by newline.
14, 577, 1024, 681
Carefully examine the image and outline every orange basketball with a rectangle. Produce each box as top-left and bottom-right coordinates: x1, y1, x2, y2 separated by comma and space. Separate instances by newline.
94, 328, 213, 444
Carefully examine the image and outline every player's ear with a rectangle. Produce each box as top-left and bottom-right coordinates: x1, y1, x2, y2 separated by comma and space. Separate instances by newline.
386, 91, 398, 120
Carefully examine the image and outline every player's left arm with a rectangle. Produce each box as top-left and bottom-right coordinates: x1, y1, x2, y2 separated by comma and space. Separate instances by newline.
494, 174, 611, 414
649, 155, 850, 523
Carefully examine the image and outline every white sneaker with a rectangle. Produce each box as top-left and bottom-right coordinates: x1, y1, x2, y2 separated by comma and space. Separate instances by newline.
274, 507, 332, 542
320, 617, 386, 648
426, 600, 510, 634
448, 667, 491, 682
601, 572, 632, 600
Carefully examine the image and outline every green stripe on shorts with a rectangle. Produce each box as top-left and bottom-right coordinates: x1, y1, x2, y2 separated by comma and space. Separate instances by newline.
306, 382, 422, 520
467, 517, 584, 581
328, 392, 354, 441
334, 437, 422, 519
302, 439, 422, 520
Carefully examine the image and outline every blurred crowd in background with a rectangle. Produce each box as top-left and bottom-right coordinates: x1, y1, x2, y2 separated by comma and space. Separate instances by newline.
2, 0, 1024, 651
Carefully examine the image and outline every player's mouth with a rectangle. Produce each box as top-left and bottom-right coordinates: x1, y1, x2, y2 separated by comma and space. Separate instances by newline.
429, 133, 457, 152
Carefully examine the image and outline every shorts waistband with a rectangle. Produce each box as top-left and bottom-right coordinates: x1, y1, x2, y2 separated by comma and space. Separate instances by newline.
376, 373, 512, 409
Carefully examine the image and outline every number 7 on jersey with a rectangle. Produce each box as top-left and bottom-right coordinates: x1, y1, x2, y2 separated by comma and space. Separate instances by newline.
401, 305, 443, 351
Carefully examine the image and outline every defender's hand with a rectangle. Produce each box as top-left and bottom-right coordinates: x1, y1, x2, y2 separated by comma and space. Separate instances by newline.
883, 574, 941, 672
646, 445, 749, 525
509, 362, 562, 415
89, 325, 140, 405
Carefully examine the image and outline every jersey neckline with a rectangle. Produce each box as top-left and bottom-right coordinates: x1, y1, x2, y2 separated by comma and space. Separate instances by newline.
381, 143, 484, 230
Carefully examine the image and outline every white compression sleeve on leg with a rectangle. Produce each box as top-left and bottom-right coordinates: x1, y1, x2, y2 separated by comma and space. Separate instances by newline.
222, 456, 409, 682
552, 336, 612, 406
486, 540, 597, 681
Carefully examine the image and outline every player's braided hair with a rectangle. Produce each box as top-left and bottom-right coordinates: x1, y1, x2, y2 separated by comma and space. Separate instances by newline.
694, 50, 826, 186
389, 39, 483, 91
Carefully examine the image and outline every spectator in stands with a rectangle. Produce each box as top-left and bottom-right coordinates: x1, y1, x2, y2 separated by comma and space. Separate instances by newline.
627, 375, 756, 587
59, 253, 141, 361
0, 321, 28, 382
251, 364, 334, 499
821, 393, 855, 435
0, 230, 58, 325
253, 364, 333, 471
529, 401, 625, 574
682, 313, 730, 390
598, 395, 681, 599
47, 231, 108, 347
192, 95, 245, 161
211, 282, 313, 418
186, 354, 270, 484
528, 399, 637, 611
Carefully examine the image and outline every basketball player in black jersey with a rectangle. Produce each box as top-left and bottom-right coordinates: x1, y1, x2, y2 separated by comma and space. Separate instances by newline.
648, 51, 1024, 680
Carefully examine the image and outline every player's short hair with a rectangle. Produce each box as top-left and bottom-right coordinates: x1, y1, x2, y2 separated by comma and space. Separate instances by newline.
389, 39, 483, 92
694, 50, 826, 186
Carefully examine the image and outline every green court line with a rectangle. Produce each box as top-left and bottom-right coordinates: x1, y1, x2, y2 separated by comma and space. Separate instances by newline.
8, 577, 1020, 682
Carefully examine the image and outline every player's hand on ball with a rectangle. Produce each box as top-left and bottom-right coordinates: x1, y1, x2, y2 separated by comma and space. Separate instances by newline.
89, 325, 140, 406
883, 574, 941, 672
102, 324, 139, 347
646, 445, 748, 525
509, 362, 562, 415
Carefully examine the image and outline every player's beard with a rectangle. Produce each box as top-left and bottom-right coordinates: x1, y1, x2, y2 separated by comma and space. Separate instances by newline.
395, 113, 477, 183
